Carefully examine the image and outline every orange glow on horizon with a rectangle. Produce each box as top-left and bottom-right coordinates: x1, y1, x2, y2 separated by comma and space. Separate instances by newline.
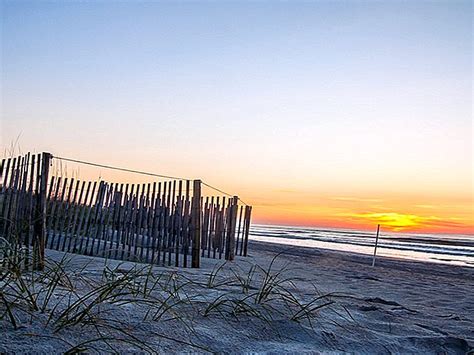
252, 210, 474, 234
7, 153, 473, 236
249, 193, 474, 234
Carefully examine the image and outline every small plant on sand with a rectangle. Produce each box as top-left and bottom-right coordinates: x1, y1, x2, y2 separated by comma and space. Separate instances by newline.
1, 244, 350, 353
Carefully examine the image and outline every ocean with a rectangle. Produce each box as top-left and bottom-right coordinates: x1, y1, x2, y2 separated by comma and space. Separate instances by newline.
249, 224, 474, 267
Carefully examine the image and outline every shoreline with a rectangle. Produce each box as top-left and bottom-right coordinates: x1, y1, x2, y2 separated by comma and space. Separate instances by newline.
248, 229, 474, 268
248, 239, 474, 277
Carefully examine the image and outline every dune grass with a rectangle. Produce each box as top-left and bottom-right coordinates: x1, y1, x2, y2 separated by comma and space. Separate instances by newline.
0, 241, 351, 353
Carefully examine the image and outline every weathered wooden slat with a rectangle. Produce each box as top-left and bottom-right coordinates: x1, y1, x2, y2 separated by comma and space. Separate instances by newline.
0, 157, 10, 264
235, 205, 243, 255
85, 181, 104, 254
0, 158, 16, 264
80, 181, 98, 253
22, 153, 33, 264
45, 175, 59, 229
66, 180, 87, 252
225, 196, 238, 261
119, 184, 129, 260
163, 190, 170, 265
10, 156, 25, 264
191, 180, 201, 268
207, 196, 215, 258
152, 182, 162, 264
23, 155, 37, 267
16, 154, 31, 262
174, 180, 182, 266
0, 157, 11, 195
7, 157, 22, 262
129, 186, 140, 260
1, 157, 17, 242
215, 204, 222, 259
212, 197, 220, 259
115, 184, 127, 260
58, 179, 77, 251
33, 152, 50, 270
92, 182, 110, 255
145, 182, 156, 262
239, 205, 247, 257
136, 185, 145, 260
243, 206, 252, 257
164, 181, 172, 265
133, 184, 146, 261
0, 157, 5, 254
182, 180, 190, 267
105, 183, 116, 253
0, 157, 13, 265
76, 181, 96, 254
218, 197, 227, 259
133, 188, 143, 260
61, 180, 81, 251
0, 157, 9, 263
239, 206, 247, 256
95, 182, 113, 256
90, 182, 109, 255
121, 184, 135, 261
170, 180, 176, 265
173, 196, 182, 267
160, 181, 168, 265
140, 183, 152, 261
83, 181, 104, 254
0, 158, 6, 192
126, 185, 138, 260
49, 176, 66, 250
110, 183, 125, 259
201, 196, 209, 257
137, 193, 145, 260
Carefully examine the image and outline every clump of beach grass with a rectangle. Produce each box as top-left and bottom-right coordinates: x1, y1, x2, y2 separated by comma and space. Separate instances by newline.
1, 243, 354, 353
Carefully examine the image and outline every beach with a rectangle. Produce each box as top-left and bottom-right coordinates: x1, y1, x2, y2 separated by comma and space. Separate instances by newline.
247, 241, 474, 352
3, 1, 472, 353
1, 239, 472, 354
249, 224, 474, 267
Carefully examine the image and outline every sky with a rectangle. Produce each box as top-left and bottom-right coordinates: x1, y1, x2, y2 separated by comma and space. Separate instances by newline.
1, 1, 472, 234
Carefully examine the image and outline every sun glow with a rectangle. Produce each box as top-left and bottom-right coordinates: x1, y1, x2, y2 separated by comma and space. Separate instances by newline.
249, 189, 474, 234
341, 212, 432, 231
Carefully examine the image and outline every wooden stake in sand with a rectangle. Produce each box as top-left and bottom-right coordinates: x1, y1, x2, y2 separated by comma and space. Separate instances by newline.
191, 179, 202, 268
372, 224, 380, 267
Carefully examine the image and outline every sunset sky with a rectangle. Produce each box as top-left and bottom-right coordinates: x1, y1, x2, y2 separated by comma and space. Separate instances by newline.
1, 1, 472, 234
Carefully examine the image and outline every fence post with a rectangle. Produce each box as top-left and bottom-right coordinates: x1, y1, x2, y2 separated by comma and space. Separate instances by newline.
225, 196, 238, 261
243, 206, 252, 257
33, 152, 51, 270
191, 179, 201, 268
372, 224, 381, 267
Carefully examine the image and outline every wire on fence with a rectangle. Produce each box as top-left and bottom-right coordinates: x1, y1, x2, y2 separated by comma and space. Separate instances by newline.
201, 181, 248, 206
52, 155, 248, 205
52, 155, 188, 181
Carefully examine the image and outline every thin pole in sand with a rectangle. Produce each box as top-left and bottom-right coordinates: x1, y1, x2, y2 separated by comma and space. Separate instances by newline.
372, 224, 381, 267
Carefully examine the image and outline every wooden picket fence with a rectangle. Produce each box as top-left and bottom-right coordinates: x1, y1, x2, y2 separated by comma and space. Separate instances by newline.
0, 152, 252, 270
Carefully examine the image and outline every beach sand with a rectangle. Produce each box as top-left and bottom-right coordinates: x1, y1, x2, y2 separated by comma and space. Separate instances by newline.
1, 240, 472, 354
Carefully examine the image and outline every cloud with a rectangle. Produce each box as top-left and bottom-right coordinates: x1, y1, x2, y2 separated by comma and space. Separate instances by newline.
338, 212, 469, 231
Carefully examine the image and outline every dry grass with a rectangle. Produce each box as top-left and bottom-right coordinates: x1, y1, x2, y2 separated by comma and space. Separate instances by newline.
0, 244, 353, 353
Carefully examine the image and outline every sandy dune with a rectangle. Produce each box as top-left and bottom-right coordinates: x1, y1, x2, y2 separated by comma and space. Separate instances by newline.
1, 240, 472, 354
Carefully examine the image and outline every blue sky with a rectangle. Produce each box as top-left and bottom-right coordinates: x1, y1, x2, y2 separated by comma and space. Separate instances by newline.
1, 1, 472, 231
